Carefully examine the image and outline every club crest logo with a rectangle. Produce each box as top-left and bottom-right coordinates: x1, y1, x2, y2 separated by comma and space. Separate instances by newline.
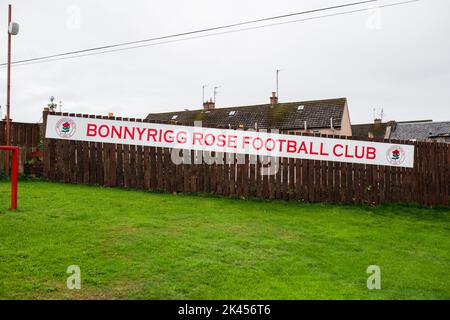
386, 145, 405, 165
55, 118, 76, 138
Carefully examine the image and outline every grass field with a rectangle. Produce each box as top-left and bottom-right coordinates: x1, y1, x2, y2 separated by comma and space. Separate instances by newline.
0, 181, 449, 300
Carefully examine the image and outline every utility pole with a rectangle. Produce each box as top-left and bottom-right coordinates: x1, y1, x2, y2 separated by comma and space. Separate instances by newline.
5, 4, 19, 174
5, 5, 12, 174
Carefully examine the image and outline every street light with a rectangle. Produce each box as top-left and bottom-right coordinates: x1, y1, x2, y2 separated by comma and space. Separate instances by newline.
5, 4, 19, 174
9, 22, 19, 35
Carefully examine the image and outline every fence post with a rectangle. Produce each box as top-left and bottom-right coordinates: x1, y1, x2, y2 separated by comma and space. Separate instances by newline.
42, 107, 50, 178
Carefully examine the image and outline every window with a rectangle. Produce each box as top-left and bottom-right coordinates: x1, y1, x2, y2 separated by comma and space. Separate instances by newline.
171, 115, 178, 120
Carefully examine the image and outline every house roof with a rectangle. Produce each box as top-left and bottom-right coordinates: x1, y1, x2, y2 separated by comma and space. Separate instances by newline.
145, 98, 347, 130
351, 121, 396, 139
390, 121, 450, 140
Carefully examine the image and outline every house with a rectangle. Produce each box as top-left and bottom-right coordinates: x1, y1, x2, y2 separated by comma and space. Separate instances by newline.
352, 119, 450, 143
146, 93, 353, 136
390, 121, 450, 143
351, 119, 397, 140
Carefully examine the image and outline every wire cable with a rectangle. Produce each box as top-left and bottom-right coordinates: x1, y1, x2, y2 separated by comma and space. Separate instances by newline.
1, 0, 419, 68
1, 0, 386, 67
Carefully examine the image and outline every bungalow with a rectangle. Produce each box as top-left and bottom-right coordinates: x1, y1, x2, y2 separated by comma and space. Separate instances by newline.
146, 93, 352, 136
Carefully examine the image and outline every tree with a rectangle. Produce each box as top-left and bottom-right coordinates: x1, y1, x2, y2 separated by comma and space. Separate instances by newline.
47, 96, 57, 112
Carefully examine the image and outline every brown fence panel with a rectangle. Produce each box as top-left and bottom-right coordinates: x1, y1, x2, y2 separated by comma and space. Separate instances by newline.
1, 121, 42, 175
41, 111, 449, 207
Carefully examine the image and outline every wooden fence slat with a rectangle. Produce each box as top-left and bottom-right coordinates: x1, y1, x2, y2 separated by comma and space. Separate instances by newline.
217, 153, 224, 194
61, 113, 70, 183
149, 121, 157, 190
109, 138, 117, 187
230, 153, 236, 196
175, 149, 184, 193
268, 157, 275, 200
325, 136, 334, 203
274, 156, 281, 199
143, 117, 150, 190
120, 118, 130, 188
135, 119, 144, 189
129, 119, 137, 189
37, 112, 448, 208
114, 117, 124, 188
183, 149, 190, 193
288, 156, 295, 201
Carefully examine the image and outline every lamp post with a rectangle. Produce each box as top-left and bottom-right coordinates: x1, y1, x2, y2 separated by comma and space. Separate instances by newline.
5, 4, 19, 174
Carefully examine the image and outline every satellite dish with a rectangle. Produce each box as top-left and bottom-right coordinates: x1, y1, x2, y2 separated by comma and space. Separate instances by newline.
8, 22, 19, 35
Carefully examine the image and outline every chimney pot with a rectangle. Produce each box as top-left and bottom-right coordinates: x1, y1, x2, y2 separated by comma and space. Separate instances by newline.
270, 92, 278, 105
203, 99, 215, 110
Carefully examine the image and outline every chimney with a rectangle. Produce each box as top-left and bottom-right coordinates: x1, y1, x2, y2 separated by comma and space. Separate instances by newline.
203, 98, 215, 110
270, 92, 278, 106
374, 118, 382, 124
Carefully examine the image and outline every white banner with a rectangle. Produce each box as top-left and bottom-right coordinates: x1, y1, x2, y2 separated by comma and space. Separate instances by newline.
45, 115, 415, 168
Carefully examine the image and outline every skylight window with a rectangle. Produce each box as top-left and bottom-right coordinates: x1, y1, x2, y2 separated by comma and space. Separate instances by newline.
228, 111, 236, 117
297, 105, 305, 111
171, 115, 178, 120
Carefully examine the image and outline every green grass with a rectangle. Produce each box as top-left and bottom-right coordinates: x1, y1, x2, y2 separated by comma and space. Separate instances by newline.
0, 181, 449, 300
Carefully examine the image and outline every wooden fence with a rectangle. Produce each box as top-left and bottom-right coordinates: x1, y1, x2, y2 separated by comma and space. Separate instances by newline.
0, 121, 42, 175
43, 112, 449, 207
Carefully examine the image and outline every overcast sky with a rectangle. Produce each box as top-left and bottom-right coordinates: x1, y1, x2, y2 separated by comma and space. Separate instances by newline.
0, 0, 449, 124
